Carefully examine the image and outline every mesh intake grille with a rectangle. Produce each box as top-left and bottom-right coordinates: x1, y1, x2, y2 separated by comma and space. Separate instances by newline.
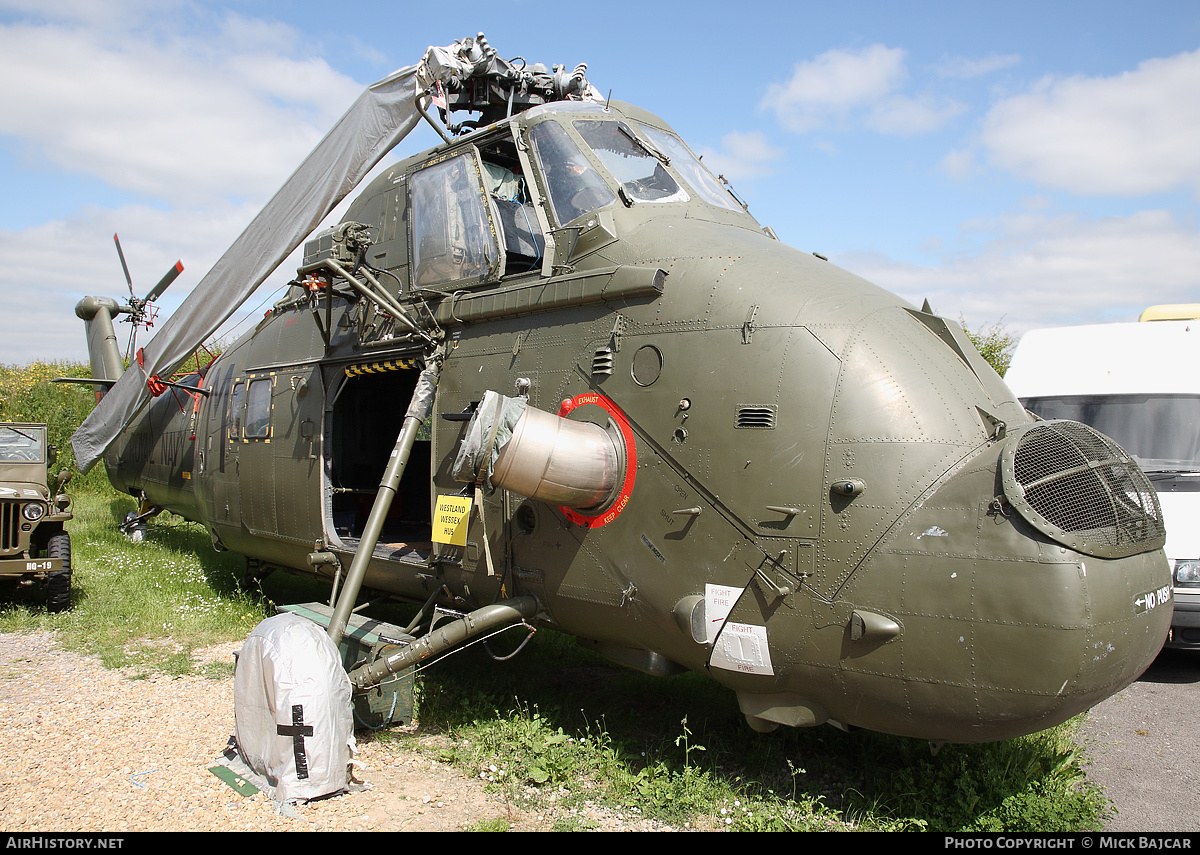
1001, 420, 1165, 559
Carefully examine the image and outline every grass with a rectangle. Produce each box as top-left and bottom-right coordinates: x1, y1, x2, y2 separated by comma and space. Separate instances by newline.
0, 359, 1112, 831
401, 622, 1109, 831
0, 491, 266, 671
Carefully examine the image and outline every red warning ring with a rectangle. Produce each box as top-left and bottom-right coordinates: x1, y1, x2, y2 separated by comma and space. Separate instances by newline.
557, 393, 637, 528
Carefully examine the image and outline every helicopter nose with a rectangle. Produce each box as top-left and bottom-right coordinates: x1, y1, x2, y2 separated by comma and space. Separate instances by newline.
991, 419, 1172, 714
828, 419, 1171, 742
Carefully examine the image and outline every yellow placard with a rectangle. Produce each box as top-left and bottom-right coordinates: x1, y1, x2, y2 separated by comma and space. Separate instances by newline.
432, 495, 473, 546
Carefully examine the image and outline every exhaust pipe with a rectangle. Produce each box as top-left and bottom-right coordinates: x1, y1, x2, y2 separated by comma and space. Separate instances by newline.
493, 406, 622, 509
453, 391, 625, 510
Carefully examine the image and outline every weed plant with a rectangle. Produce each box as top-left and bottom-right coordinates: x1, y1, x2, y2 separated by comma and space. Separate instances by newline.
407, 625, 1108, 831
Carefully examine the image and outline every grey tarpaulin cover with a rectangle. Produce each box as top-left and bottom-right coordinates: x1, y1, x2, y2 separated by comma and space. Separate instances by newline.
451, 390, 528, 487
70, 39, 474, 472
229, 613, 354, 803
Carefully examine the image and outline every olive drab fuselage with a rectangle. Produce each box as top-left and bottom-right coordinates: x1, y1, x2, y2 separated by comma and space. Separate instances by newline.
93, 100, 1172, 743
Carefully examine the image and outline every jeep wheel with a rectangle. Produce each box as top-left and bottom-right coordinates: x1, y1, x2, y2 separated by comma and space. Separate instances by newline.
46, 532, 72, 613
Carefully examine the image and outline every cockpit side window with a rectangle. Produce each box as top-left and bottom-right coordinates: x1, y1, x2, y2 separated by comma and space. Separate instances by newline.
637, 124, 742, 211
529, 121, 616, 225
479, 137, 545, 275
409, 153, 500, 288
574, 120, 688, 205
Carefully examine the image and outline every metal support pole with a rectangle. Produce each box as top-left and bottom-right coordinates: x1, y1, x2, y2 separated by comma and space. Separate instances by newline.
327, 361, 441, 644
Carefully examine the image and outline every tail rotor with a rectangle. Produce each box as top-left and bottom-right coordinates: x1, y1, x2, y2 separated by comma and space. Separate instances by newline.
112, 233, 183, 360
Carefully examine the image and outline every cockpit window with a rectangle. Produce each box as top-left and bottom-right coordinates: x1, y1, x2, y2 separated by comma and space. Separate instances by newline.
410, 153, 500, 288
637, 124, 741, 211
529, 121, 616, 224
574, 120, 688, 204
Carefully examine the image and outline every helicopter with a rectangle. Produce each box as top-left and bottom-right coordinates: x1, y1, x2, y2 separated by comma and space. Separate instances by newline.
67, 34, 1171, 746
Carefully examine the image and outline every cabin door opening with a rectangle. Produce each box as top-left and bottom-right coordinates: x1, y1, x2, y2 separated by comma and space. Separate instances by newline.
327, 366, 432, 558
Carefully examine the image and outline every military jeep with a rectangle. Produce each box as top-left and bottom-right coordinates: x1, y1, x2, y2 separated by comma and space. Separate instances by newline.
0, 424, 72, 611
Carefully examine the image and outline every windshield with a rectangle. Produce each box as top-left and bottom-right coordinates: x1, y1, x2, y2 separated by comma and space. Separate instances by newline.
637, 124, 741, 211
529, 121, 617, 225
1022, 394, 1200, 471
574, 120, 688, 204
0, 426, 45, 463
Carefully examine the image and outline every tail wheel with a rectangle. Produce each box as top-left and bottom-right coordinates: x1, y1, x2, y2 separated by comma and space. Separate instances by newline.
46, 532, 72, 613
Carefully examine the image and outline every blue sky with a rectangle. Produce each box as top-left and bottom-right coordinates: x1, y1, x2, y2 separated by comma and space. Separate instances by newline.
2, 0, 1199, 364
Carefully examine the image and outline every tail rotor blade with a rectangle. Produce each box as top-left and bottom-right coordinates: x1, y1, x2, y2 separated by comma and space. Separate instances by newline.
113, 233, 134, 297
146, 261, 184, 303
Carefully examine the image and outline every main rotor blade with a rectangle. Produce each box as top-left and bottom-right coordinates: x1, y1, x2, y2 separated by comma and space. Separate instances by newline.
146, 261, 184, 303
113, 233, 134, 296
72, 59, 425, 475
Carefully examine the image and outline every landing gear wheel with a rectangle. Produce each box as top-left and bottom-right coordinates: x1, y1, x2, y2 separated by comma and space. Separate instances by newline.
240, 560, 274, 592
122, 510, 147, 543
46, 531, 72, 613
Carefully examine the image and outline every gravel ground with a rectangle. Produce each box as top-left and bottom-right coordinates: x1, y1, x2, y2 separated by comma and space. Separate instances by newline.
17, 627, 1183, 834
0, 632, 672, 832
1074, 648, 1200, 833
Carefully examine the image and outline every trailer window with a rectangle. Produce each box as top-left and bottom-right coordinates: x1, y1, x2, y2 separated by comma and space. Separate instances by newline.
1022, 394, 1200, 471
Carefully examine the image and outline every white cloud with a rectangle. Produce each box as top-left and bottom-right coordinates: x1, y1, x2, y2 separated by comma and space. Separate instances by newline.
0, 7, 402, 366
0, 16, 364, 206
838, 208, 1200, 334
0, 0, 179, 27
866, 93, 965, 136
0, 200, 261, 364
0, 148, 404, 366
763, 44, 962, 137
980, 49, 1200, 197
940, 147, 982, 181
763, 45, 908, 133
695, 131, 783, 181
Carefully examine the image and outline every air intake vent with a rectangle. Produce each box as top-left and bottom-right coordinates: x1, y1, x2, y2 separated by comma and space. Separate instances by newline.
1001, 420, 1165, 559
0, 501, 18, 552
592, 347, 614, 376
736, 405, 776, 429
